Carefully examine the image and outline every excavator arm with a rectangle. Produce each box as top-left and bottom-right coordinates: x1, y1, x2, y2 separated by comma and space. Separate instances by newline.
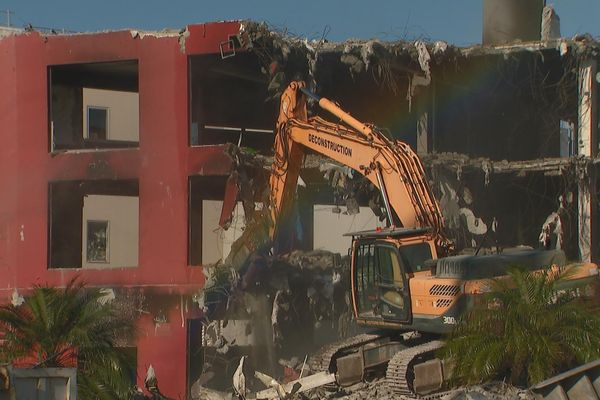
269, 81, 451, 253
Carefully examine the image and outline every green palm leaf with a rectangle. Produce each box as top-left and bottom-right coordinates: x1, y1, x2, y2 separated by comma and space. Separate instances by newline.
0, 277, 137, 399
441, 265, 600, 386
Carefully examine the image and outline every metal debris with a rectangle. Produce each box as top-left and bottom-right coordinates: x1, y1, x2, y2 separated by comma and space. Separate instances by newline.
233, 356, 247, 399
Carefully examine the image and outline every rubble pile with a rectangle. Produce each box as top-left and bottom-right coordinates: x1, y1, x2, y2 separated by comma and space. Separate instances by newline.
334, 379, 535, 400
193, 249, 354, 396
192, 366, 537, 400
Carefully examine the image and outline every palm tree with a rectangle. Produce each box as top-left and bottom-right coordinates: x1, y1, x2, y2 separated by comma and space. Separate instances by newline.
0, 277, 137, 399
441, 265, 600, 386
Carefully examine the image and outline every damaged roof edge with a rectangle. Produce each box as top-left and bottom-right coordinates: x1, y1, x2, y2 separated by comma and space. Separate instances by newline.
0, 26, 25, 40
3, 19, 597, 58
239, 19, 600, 59
0, 19, 245, 42
0, 25, 183, 42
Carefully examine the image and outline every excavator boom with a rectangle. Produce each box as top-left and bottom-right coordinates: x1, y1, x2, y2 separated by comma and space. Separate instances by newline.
269, 81, 450, 253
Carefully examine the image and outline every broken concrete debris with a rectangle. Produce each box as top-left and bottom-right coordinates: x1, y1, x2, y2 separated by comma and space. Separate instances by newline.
193, 361, 535, 400
255, 372, 335, 399
192, 247, 351, 397
308, 379, 536, 400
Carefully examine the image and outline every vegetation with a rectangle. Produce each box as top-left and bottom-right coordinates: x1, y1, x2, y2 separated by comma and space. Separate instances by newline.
441, 265, 600, 386
0, 277, 137, 399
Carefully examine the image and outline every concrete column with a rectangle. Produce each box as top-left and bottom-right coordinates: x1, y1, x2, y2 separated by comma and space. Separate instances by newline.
577, 59, 598, 262
416, 112, 428, 155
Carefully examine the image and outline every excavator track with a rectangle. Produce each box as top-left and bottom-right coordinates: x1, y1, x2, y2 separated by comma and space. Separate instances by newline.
385, 340, 445, 398
308, 333, 384, 373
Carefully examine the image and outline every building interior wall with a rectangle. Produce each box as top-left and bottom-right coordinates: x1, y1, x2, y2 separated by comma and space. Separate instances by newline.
189, 176, 227, 266
82, 87, 139, 142
51, 84, 83, 150
188, 53, 275, 150
49, 181, 83, 269
430, 51, 576, 161
313, 205, 385, 254
82, 194, 139, 268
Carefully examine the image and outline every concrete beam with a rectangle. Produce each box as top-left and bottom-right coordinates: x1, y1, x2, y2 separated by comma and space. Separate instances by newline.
577, 59, 598, 262
417, 112, 428, 156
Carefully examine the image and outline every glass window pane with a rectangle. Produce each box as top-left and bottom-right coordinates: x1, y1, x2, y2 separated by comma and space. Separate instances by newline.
88, 107, 108, 140
87, 220, 108, 263
398, 243, 432, 272
377, 247, 395, 283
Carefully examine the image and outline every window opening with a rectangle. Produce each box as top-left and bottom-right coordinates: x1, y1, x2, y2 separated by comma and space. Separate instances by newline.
49, 60, 139, 151
188, 54, 275, 151
48, 179, 138, 269
188, 176, 227, 266
398, 243, 433, 273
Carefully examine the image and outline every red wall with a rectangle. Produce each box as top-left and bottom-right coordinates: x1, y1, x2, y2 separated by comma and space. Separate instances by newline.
137, 303, 189, 398
0, 21, 242, 398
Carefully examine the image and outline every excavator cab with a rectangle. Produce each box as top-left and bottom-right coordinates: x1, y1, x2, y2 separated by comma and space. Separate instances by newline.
350, 228, 436, 325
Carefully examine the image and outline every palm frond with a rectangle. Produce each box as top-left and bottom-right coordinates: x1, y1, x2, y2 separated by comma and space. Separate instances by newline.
0, 276, 137, 399
442, 265, 600, 386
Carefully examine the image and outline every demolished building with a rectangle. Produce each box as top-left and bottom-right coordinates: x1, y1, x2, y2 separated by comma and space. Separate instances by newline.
0, 13, 598, 398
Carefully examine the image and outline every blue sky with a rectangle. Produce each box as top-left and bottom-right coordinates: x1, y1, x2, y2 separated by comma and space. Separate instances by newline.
1, 0, 598, 46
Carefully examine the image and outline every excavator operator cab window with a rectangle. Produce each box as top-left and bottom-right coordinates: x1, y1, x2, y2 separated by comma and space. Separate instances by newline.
398, 243, 433, 273
355, 243, 377, 315
377, 246, 403, 287
354, 241, 410, 322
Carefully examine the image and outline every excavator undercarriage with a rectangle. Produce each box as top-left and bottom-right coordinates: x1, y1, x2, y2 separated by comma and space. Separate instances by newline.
308, 332, 449, 397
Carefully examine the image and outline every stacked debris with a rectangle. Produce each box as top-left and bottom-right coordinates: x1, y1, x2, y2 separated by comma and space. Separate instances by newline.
192, 363, 537, 400
334, 379, 535, 400
192, 249, 354, 397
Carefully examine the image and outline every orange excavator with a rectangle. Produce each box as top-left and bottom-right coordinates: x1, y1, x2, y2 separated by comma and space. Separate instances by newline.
267, 81, 600, 396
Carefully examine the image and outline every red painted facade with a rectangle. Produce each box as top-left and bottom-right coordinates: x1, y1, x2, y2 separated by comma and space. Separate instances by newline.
0, 22, 242, 398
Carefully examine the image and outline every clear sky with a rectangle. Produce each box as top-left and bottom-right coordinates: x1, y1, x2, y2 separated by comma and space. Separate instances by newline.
1, 0, 598, 46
